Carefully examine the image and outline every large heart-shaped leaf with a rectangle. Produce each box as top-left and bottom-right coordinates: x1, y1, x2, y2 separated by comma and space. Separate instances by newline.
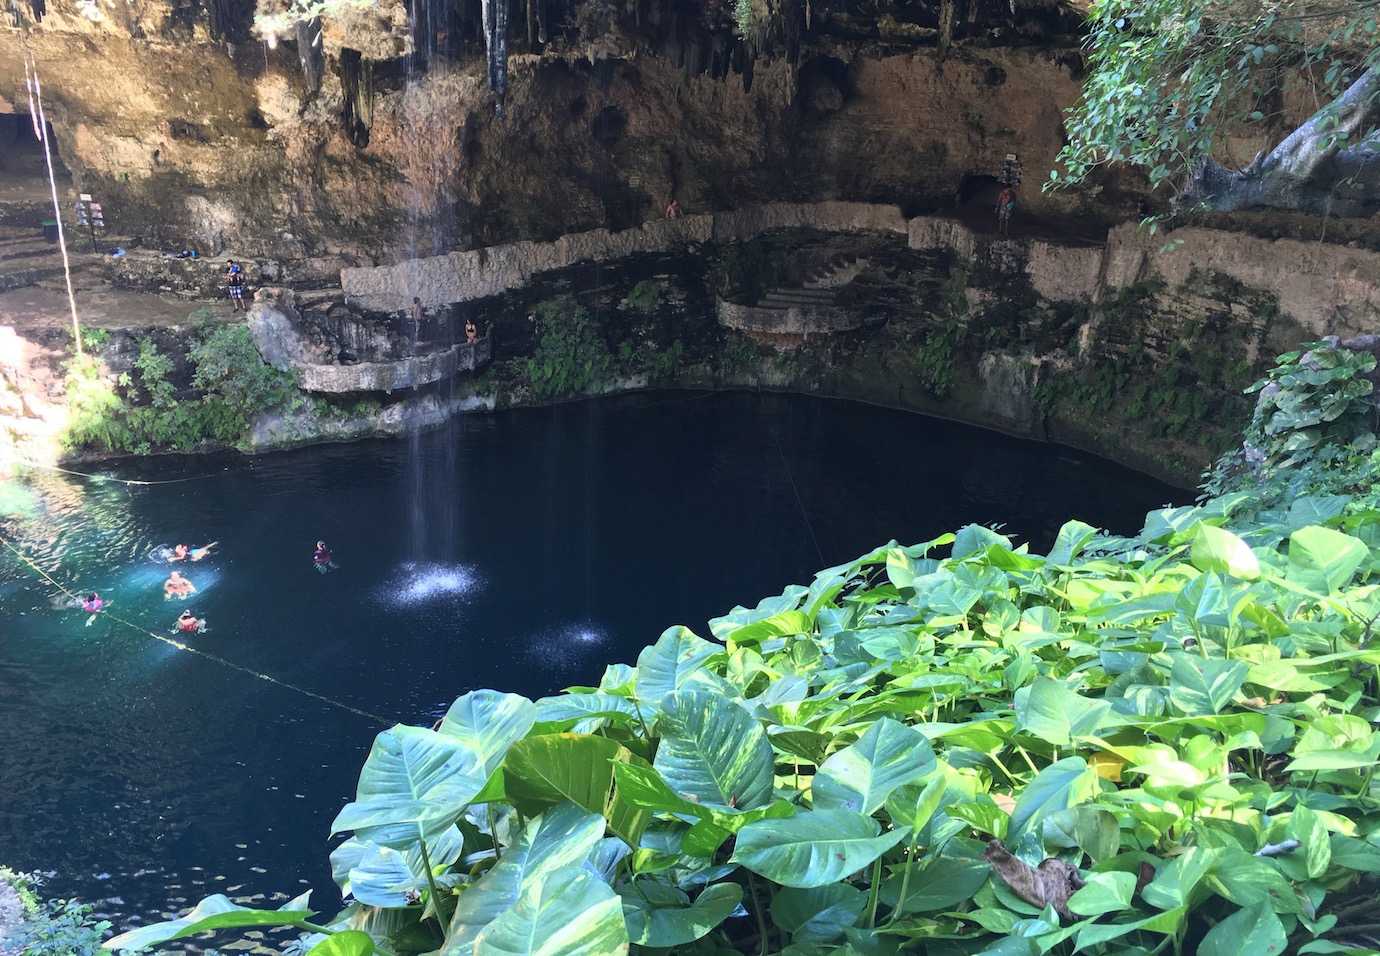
473, 866, 629, 956
1198, 901, 1287, 956
1008, 757, 1095, 840
813, 717, 936, 814
731, 809, 909, 888
621, 880, 742, 947
770, 884, 867, 945
635, 626, 721, 704
653, 689, 774, 811
1169, 655, 1248, 716
1016, 677, 1112, 747
1191, 525, 1260, 580
439, 690, 537, 777
503, 733, 620, 816
1288, 525, 1369, 593
442, 802, 607, 952
341, 824, 463, 907
103, 892, 314, 952
332, 726, 487, 847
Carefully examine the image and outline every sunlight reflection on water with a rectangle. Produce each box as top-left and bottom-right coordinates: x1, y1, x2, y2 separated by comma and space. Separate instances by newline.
377, 561, 481, 606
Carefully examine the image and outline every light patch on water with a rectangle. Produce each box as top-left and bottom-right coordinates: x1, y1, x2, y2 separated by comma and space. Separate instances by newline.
377, 561, 481, 606
525, 622, 610, 670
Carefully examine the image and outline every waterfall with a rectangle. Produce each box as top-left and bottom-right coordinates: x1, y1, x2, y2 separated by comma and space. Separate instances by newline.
482, 0, 508, 116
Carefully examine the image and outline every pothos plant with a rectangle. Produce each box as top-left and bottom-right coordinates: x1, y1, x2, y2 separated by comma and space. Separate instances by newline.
106, 361, 1380, 956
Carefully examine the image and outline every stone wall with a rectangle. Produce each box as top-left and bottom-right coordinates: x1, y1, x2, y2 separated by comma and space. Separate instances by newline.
340, 202, 908, 312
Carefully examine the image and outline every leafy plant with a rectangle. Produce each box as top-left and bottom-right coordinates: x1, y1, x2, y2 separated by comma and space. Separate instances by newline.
1, 868, 110, 955
107, 488, 1380, 954
622, 280, 666, 314
1204, 338, 1379, 523
60, 326, 301, 454
75, 327, 111, 352
525, 297, 614, 401
914, 321, 963, 399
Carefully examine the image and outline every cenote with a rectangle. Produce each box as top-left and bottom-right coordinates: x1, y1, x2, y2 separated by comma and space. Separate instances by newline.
0, 391, 1181, 933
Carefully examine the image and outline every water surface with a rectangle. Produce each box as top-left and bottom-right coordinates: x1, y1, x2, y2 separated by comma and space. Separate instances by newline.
0, 391, 1185, 935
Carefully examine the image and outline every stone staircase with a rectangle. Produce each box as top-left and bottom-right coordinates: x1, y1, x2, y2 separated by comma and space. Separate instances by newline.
0, 225, 104, 294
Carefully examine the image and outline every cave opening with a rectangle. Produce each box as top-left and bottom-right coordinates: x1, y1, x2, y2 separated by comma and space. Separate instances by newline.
0, 110, 72, 205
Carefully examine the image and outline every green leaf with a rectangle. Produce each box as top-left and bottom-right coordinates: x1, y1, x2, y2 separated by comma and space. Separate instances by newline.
442, 803, 606, 952
653, 689, 774, 811
1169, 655, 1248, 716
1199, 901, 1287, 956
1008, 757, 1095, 840
473, 866, 629, 956
1191, 525, 1260, 580
503, 733, 619, 817
771, 884, 867, 945
879, 857, 992, 914
439, 690, 538, 777
1289, 805, 1332, 879
636, 626, 721, 704
883, 774, 947, 831
814, 717, 937, 814
1067, 871, 1136, 917
331, 725, 487, 846
1143, 847, 1218, 910
1016, 677, 1112, 746
1288, 525, 1369, 592
308, 931, 374, 955
621, 881, 742, 947
103, 893, 315, 952
731, 809, 909, 888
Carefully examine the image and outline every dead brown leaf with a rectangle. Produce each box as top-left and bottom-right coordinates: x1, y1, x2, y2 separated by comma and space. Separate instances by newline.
983, 840, 1085, 920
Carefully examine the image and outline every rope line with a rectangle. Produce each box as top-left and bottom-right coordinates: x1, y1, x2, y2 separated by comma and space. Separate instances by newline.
0, 533, 394, 727
13, 458, 235, 486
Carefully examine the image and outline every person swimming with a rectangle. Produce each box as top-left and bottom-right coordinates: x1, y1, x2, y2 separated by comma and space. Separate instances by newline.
169, 542, 218, 563
163, 570, 196, 600
313, 540, 337, 573
82, 591, 106, 626
175, 610, 206, 634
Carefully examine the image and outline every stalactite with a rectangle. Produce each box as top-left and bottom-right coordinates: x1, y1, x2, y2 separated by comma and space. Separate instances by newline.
481, 0, 509, 116
296, 17, 324, 95
339, 48, 374, 147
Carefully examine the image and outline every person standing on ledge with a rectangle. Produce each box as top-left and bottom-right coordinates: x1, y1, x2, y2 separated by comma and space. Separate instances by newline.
665, 198, 682, 219
996, 184, 1017, 237
465, 318, 479, 344
225, 260, 248, 312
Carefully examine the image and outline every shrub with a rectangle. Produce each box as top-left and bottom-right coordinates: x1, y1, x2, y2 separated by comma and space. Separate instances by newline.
524, 296, 614, 401
622, 280, 665, 314
104, 342, 1380, 956
60, 325, 302, 454
1, 868, 109, 955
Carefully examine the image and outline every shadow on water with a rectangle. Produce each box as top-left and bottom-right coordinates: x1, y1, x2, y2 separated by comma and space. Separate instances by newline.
0, 390, 1188, 937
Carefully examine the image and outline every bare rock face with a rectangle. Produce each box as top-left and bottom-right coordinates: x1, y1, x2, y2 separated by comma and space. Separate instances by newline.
1, 0, 1108, 258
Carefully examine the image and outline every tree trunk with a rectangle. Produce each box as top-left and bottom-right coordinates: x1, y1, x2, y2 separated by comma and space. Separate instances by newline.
1179, 66, 1380, 217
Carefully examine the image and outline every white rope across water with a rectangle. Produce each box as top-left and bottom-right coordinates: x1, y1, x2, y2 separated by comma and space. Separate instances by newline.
23, 52, 84, 355
0, 532, 395, 727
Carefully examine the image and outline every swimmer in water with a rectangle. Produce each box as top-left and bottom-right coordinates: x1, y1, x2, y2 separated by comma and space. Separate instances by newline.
175, 609, 206, 634
82, 591, 106, 626
313, 540, 337, 574
170, 542, 218, 563
163, 570, 196, 600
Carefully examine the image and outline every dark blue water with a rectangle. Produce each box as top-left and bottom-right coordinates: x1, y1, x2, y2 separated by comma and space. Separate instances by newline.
0, 391, 1185, 935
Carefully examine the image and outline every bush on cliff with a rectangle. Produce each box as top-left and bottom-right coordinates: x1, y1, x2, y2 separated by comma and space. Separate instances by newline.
105, 342, 1380, 956
61, 325, 301, 455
